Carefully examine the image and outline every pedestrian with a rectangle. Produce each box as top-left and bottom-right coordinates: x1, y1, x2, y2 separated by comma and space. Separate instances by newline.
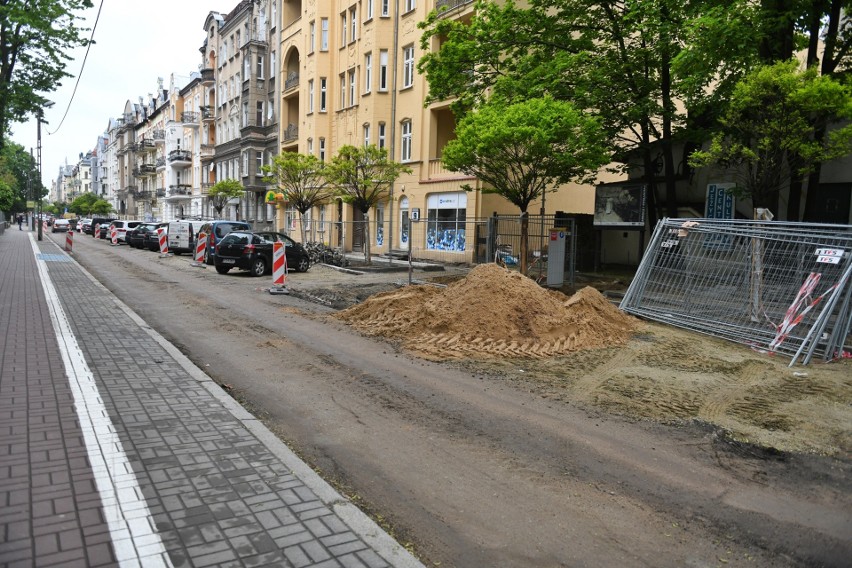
17, 214, 23, 230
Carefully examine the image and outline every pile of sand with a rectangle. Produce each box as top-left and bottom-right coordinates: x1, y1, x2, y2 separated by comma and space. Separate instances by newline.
335, 263, 640, 359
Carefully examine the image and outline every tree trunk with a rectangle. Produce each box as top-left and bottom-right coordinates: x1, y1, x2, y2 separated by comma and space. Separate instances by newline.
364, 211, 372, 264
519, 211, 529, 276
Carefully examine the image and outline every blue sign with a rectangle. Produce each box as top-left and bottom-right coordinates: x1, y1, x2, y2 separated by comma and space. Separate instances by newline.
705, 184, 735, 219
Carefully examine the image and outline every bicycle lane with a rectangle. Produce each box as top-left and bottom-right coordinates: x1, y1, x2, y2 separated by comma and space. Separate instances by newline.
3, 229, 423, 567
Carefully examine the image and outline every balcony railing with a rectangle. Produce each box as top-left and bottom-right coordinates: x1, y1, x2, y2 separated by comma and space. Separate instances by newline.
153, 129, 165, 142
168, 149, 192, 163
282, 123, 298, 142
169, 184, 191, 196
156, 188, 166, 197
201, 106, 214, 120
200, 68, 214, 84
200, 144, 215, 159
181, 111, 200, 123
201, 182, 213, 195
284, 71, 299, 91
435, 0, 474, 12
156, 156, 166, 168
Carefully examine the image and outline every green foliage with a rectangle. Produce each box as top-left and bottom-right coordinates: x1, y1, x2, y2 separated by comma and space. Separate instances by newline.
443, 97, 609, 212
326, 145, 411, 263
208, 178, 244, 217
689, 60, 852, 208
0, 0, 93, 148
68, 191, 110, 215
262, 152, 332, 244
0, 141, 39, 211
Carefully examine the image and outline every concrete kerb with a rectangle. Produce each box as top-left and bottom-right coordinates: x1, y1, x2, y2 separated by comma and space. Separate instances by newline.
37, 235, 424, 568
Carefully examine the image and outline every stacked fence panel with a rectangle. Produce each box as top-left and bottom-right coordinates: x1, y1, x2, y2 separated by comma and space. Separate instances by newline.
620, 219, 852, 365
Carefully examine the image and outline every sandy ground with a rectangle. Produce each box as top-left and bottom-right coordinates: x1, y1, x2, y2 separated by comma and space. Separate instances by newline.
303, 261, 851, 457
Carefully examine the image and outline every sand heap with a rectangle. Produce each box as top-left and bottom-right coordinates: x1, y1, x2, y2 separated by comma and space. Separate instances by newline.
335, 263, 640, 359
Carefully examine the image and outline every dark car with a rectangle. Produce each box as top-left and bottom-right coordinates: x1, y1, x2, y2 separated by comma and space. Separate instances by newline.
143, 222, 169, 251
91, 217, 117, 238
127, 223, 160, 249
214, 231, 310, 276
196, 220, 252, 265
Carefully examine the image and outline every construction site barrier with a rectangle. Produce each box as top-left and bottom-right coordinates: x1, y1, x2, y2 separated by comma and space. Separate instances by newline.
157, 227, 171, 257
192, 232, 207, 267
269, 241, 289, 295
110, 226, 118, 246
65, 230, 73, 252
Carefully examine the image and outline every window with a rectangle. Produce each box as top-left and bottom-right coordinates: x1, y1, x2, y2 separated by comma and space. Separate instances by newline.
339, 73, 346, 108
319, 138, 326, 161
257, 55, 264, 79
403, 45, 415, 88
270, 51, 276, 77
242, 101, 249, 127
268, 97, 274, 121
381, 0, 389, 17
363, 123, 370, 147
364, 53, 372, 93
235, 72, 240, 88
404, 0, 415, 12
320, 78, 327, 111
401, 120, 412, 162
244, 54, 251, 78
307, 138, 313, 154
348, 69, 356, 106
341, 13, 347, 45
366, 0, 373, 19
257, 101, 263, 126
379, 50, 388, 91
271, 1, 277, 26
378, 122, 386, 149
308, 79, 314, 113
235, 31, 240, 49
350, 7, 357, 42
242, 151, 249, 174
426, 192, 467, 252
320, 18, 329, 51
256, 149, 263, 175
309, 21, 315, 53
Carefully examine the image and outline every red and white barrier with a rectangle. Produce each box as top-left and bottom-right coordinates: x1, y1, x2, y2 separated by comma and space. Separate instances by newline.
110, 225, 118, 245
269, 241, 289, 294
157, 227, 171, 257
93, 224, 99, 239
192, 232, 207, 267
65, 230, 73, 252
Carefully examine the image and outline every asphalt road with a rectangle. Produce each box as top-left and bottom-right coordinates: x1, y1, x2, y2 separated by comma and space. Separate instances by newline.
56, 230, 852, 568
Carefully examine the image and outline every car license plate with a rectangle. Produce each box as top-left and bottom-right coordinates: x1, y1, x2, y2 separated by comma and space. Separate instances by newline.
222, 259, 235, 264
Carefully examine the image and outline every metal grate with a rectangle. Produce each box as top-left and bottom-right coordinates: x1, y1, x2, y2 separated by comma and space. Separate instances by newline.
620, 218, 852, 365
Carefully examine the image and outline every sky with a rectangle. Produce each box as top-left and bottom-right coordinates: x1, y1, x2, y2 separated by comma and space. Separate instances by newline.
9, 1, 218, 190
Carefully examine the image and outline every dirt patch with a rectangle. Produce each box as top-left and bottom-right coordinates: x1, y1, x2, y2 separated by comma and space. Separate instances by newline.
335, 263, 640, 359
332, 263, 852, 457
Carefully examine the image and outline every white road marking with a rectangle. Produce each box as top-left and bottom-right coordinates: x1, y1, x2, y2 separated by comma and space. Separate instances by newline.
29, 235, 172, 568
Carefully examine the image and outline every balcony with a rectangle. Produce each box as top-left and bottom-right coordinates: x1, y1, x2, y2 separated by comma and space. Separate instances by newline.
284, 71, 299, 91
282, 123, 298, 142
200, 68, 214, 84
201, 182, 213, 195
132, 163, 157, 177
153, 129, 165, 143
156, 188, 166, 198
201, 106, 215, 121
435, 0, 474, 14
200, 144, 215, 161
156, 156, 166, 169
168, 184, 191, 197
138, 138, 156, 152
182, 111, 200, 124
168, 149, 192, 166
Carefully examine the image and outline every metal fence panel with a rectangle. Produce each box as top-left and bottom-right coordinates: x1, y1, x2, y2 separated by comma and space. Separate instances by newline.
621, 218, 852, 365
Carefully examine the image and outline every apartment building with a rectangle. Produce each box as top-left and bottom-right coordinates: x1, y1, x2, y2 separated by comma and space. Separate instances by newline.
204, 0, 280, 228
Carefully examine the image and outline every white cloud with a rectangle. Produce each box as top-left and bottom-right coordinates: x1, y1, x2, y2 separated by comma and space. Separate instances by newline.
9, 1, 211, 191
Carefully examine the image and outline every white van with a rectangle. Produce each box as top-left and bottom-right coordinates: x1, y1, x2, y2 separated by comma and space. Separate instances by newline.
167, 220, 204, 255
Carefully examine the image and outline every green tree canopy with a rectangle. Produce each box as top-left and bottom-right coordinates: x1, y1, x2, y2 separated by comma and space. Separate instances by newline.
262, 152, 331, 243
325, 145, 411, 263
208, 178, 244, 218
689, 60, 852, 211
0, 140, 39, 212
442, 97, 609, 274
0, 0, 92, 148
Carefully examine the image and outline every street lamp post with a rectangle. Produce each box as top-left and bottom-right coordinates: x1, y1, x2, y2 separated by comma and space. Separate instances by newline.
36, 101, 54, 241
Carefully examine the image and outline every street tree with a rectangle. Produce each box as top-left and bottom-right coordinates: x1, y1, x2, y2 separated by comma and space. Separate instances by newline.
0, 140, 40, 212
208, 179, 244, 219
0, 0, 92, 148
262, 152, 331, 244
325, 145, 411, 264
689, 60, 852, 212
442, 97, 609, 275
69, 192, 98, 215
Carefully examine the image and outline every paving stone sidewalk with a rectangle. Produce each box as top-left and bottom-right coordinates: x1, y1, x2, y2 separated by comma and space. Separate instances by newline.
0, 227, 423, 568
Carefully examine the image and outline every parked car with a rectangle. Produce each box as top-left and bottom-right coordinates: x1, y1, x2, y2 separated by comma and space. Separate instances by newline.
127, 223, 160, 249
196, 220, 252, 265
167, 220, 205, 255
144, 222, 169, 251
214, 231, 311, 276
91, 217, 117, 238
108, 220, 142, 243
79, 218, 93, 234
51, 219, 70, 233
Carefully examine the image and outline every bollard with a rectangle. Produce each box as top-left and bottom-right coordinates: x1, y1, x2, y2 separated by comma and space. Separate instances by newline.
157, 227, 172, 257
269, 241, 289, 295
65, 230, 73, 253
110, 225, 118, 246
191, 232, 207, 268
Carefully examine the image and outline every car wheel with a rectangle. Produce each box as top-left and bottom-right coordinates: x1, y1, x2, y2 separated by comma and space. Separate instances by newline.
205, 247, 214, 265
250, 257, 266, 277
215, 265, 231, 274
296, 256, 310, 273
